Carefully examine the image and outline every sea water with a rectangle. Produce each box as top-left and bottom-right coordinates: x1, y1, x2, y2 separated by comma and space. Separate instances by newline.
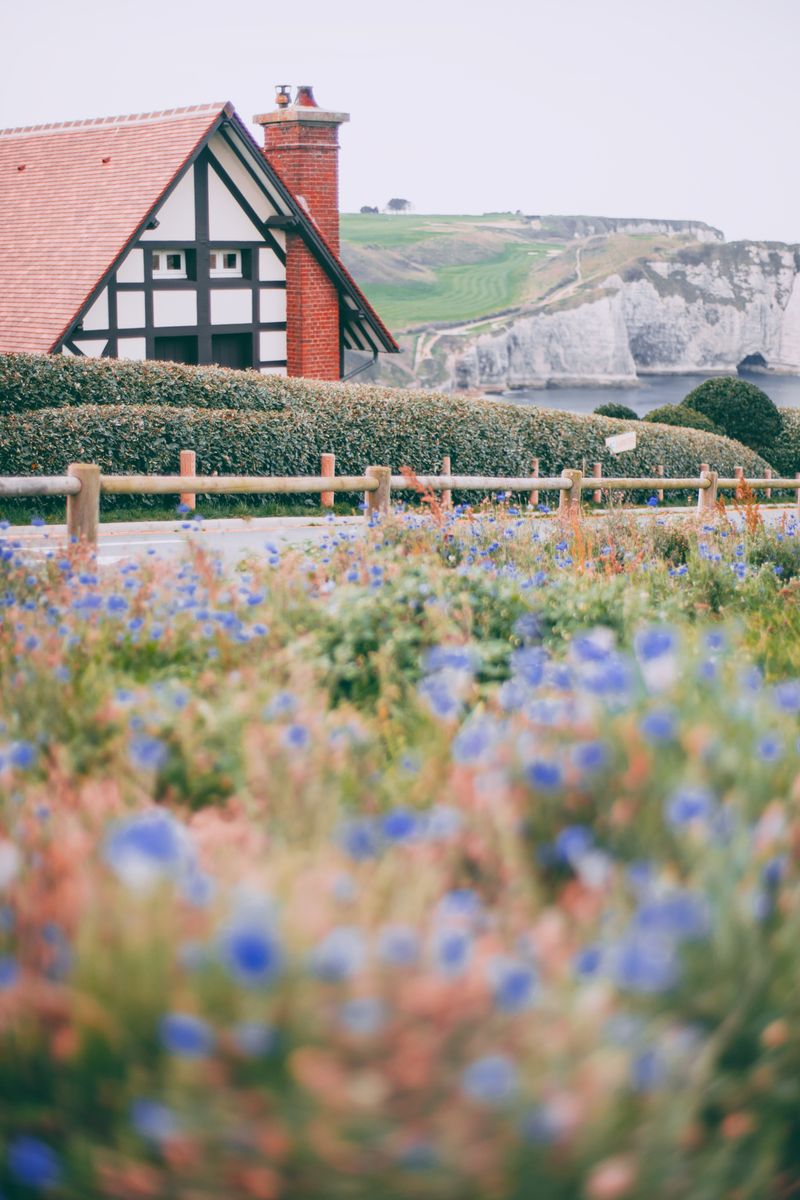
498, 372, 800, 416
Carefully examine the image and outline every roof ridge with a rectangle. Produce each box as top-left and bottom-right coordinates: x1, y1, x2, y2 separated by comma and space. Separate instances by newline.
0, 103, 229, 139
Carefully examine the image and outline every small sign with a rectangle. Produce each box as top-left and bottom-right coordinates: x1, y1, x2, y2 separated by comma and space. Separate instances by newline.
605, 430, 637, 454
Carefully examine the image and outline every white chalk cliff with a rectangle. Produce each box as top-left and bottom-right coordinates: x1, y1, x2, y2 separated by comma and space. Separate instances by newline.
455, 242, 800, 390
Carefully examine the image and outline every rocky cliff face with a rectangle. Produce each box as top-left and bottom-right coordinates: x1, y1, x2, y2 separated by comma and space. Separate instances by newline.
455, 242, 800, 391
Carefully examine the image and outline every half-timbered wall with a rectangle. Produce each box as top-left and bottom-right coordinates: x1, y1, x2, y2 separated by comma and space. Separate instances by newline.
60, 126, 289, 375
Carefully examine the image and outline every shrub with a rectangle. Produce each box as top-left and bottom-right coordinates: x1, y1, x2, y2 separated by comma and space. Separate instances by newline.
683, 376, 782, 454
643, 404, 721, 434
592, 402, 639, 420
768, 409, 800, 476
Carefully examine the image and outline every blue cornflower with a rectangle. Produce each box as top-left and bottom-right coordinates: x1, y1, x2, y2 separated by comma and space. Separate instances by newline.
773, 681, 800, 713
282, 723, 309, 750
571, 740, 609, 773
159, 1012, 214, 1058
489, 956, 537, 1012
640, 709, 677, 742
461, 1055, 518, 1105
634, 625, 677, 661
378, 924, 420, 967
339, 818, 380, 861
611, 933, 679, 993
104, 809, 189, 889
574, 944, 603, 977
635, 890, 709, 940
128, 734, 168, 771
757, 734, 783, 762
646, 496, 659, 507
382, 809, 417, 841
106, 594, 129, 614
631, 1047, 667, 1092
452, 718, 497, 764
311, 927, 367, 981
9, 741, 36, 770
130, 1099, 180, 1143
0, 955, 19, 989
338, 996, 387, 1036
525, 758, 563, 791
7, 1137, 61, 1190
665, 786, 715, 827
554, 824, 593, 864
432, 927, 472, 976
220, 922, 283, 987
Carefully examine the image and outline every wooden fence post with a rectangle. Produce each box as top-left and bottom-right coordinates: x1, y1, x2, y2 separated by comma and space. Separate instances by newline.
179, 450, 196, 511
656, 463, 664, 502
765, 466, 773, 500
529, 457, 540, 508
592, 462, 602, 504
734, 465, 744, 500
321, 453, 335, 509
365, 466, 391, 520
697, 468, 718, 513
441, 455, 452, 509
66, 463, 100, 549
559, 468, 583, 515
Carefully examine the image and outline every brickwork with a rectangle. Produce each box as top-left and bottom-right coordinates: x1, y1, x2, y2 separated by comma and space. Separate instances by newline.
284, 234, 340, 379
258, 104, 347, 380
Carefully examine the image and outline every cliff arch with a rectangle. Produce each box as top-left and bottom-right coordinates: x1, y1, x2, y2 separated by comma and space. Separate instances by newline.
737, 353, 768, 373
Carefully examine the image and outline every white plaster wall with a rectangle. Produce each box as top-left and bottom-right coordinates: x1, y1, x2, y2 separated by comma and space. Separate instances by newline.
259, 288, 287, 323
153, 290, 197, 327
117, 337, 147, 361
258, 248, 285, 282
117, 291, 146, 329
208, 134, 278, 221
82, 289, 109, 331
259, 330, 287, 361
208, 169, 262, 241
116, 249, 145, 283
260, 366, 288, 376
140, 168, 195, 241
71, 338, 108, 357
210, 289, 253, 325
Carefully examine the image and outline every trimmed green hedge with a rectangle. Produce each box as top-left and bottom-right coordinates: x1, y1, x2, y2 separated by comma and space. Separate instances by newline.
770, 409, 800, 476
643, 405, 721, 434
593, 402, 639, 420
0, 354, 774, 511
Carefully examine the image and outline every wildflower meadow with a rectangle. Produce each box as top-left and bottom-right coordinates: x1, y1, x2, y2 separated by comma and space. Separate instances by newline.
2, 496, 800, 1198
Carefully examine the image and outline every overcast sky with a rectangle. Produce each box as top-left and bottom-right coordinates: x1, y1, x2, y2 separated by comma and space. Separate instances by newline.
4, 0, 799, 243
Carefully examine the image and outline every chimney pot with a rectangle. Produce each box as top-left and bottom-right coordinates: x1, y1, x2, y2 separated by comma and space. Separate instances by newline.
295, 85, 318, 108
275, 84, 292, 109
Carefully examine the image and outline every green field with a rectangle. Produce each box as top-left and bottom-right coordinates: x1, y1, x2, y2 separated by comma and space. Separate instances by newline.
340, 212, 561, 330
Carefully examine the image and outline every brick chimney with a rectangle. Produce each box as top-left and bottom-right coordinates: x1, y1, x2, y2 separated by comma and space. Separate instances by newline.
254, 87, 349, 380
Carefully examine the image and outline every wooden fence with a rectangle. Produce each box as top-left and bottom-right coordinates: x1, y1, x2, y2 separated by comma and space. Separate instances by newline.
1, 455, 799, 550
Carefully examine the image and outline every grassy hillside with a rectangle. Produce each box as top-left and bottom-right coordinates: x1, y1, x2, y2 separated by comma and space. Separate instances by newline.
340, 213, 702, 334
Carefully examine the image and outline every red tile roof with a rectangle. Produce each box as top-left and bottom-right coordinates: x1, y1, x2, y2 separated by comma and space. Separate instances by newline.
0, 104, 227, 352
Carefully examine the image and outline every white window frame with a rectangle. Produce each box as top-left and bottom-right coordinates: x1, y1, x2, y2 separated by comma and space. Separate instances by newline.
209, 248, 242, 278
151, 249, 187, 279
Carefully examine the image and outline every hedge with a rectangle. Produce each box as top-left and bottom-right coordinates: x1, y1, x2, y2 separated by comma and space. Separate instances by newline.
0, 405, 770, 509
643, 405, 721, 434
770, 409, 800, 476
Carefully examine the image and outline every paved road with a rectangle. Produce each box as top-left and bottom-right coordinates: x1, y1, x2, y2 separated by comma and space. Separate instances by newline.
5, 515, 365, 569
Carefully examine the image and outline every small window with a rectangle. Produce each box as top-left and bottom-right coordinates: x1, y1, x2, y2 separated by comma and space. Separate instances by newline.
151, 249, 187, 278
209, 249, 242, 277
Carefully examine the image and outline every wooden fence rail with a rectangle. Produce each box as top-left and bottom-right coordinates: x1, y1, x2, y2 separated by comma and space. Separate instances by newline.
2, 459, 800, 551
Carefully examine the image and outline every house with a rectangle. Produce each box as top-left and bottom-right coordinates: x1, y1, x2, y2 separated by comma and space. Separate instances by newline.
0, 86, 398, 379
